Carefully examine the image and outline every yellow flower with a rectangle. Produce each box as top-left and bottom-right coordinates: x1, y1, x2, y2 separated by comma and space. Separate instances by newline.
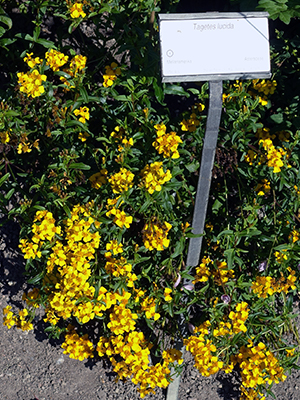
70, 2, 86, 18
78, 131, 90, 142
152, 131, 182, 159
143, 219, 172, 251
108, 167, 134, 194
164, 288, 172, 302
74, 106, 90, 124
103, 62, 121, 87
17, 70, 47, 98
23, 53, 42, 69
141, 161, 172, 194
0, 130, 10, 144
45, 49, 68, 72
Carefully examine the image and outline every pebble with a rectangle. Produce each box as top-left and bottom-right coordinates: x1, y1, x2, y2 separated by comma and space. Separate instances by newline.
56, 355, 64, 365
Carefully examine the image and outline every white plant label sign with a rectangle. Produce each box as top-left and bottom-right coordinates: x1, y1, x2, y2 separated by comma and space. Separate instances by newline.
159, 12, 271, 82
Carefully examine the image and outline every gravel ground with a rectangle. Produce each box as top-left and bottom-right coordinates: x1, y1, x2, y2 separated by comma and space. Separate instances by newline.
1, 217, 300, 400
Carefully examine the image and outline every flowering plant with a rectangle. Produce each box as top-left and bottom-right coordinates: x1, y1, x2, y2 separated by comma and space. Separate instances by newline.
1, 1, 300, 399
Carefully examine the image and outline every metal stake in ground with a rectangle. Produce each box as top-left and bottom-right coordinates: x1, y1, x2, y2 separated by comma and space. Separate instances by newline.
185, 80, 223, 272
166, 80, 223, 400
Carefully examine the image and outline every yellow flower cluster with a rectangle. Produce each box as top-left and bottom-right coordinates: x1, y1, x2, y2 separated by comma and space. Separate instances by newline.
233, 341, 286, 391
62, 325, 94, 361
254, 179, 271, 196
23, 52, 42, 69
184, 320, 224, 376
252, 79, 277, 96
17, 69, 47, 98
212, 260, 235, 285
74, 106, 90, 123
251, 269, 296, 298
19, 205, 101, 326
97, 329, 181, 398
105, 239, 123, 258
108, 167, 135, 193
289, 229, 300, 243
69, 2, 86, 18
19, 210, 61, 259
240, 387, 266, 400
255, 127, 275, 140
105, 196, 132, 229
259, 138, 287, 173
17, 133, 39, 154
110, 125, 133, 154
140, 296, 160, 320
60, 54, 87, 88
164, 287, 172, 302
228, 301, 249, 333
274, 250, 288, 263
89, 169, 108, 189
103, 62, 121, 87
70, 54, 87, 74
0, 130, 10, 143
152, 123, 182, 159
107, 208, 133, 229
143, 219, 172, 251
105, 256, 131, 277
141, 161, 172, 194
45, 49, 69, 72
212, 302, 249, 336
108, 304, 138, 335
244, 149, 264, 166
180, 113, 200, 132
193, 256, 212, 283
3, 306, 33, 331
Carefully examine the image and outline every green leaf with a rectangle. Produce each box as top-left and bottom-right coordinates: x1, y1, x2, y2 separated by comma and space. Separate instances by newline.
186, 232, 204, 238
36, 38, 55, 48
69, 162, 91, 170
0, 172, 10, 187
270, 113, 284, 124
27, 271, 44, 285
153, 78, 165, 105
224, 248, 235, 269
0, 37, 16, 49
0, 13, 12, 30
4, 188, 15, 200
280, 11, 292, 24
79, 86, 89, 103
171, 238, 185, 259
185, 162, 200, 173
164, 84, 190, 97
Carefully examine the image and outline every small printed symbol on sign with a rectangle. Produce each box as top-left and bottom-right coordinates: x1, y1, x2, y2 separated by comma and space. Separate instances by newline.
166, 49, 174, 57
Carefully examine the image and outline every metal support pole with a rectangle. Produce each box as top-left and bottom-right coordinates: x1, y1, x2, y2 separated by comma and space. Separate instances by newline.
166, 80, 223, 400
185, 80, 223, 270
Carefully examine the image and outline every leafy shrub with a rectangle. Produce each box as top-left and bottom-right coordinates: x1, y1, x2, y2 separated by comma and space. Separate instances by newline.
1, 1, 300, 399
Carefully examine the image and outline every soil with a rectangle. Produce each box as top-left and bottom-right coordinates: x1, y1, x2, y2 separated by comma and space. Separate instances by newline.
1, 217, 300, 400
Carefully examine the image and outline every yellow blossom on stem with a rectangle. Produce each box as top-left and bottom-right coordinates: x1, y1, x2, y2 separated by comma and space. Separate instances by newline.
45, 49, 68, 72
108, 167, 135, 193
69, 2, 86, 18
103, 62, 121, 87
23, 52, 42, 69
143, 219, 172, 251
141, 161, 172, 194
152, 131, 182, 159
74, 106, 90, 124
164, 287, 172, 302
17, 70, 47, 98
